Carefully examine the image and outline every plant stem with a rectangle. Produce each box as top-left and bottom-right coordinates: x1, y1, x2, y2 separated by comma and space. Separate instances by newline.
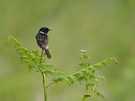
46, 81, 55, 88
41, 72, 47, 101
82, 95, 86, 101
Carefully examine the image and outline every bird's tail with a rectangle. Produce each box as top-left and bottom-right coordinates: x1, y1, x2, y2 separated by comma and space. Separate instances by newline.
45, 49, 51, 59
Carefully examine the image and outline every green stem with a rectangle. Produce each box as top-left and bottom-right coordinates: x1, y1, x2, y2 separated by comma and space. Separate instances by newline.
32, 59, 47, 101
41, 72, 47, 101
46, 81, 55, 89
82, 95, 86, 101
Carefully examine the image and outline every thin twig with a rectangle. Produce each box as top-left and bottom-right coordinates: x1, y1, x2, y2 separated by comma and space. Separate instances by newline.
46, 81, 56, 89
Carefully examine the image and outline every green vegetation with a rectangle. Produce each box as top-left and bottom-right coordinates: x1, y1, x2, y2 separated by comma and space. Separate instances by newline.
5, 36, 117, 101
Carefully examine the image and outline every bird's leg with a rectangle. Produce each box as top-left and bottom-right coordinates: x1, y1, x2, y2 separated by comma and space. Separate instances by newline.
41, 49, 43, 57
40, 49, 44, 63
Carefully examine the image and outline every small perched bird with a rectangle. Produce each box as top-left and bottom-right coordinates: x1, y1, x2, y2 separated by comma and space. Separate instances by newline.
36, 27, 51, 59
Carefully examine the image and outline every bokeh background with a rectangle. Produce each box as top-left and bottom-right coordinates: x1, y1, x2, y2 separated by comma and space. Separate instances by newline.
0, 0, 135, 101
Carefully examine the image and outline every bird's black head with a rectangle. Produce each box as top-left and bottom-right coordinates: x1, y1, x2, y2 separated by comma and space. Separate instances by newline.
39, 27, 51, 34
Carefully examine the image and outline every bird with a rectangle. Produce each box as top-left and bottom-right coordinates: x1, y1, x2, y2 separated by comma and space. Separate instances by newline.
36, 27, 51, 59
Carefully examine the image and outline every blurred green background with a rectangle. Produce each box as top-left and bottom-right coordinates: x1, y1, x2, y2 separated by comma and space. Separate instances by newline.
0, 0, 135, 101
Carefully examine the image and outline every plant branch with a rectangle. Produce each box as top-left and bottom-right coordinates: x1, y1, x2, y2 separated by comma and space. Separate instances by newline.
82, 96, 86, 101
30, 55, 47, 101
6, 36, 118, 101
46, 81, 56, 89
41, 72, 47, 101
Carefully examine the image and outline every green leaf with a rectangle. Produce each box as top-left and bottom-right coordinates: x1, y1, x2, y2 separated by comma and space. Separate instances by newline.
87, 66, 95, 74
79, 62, 90, 68
52, 76, 65, 82
54, 71, 67, 76
29, 53, 36, 59
73, 71, 84, 81
67, 75, 74, 84
95, 91, 105, 100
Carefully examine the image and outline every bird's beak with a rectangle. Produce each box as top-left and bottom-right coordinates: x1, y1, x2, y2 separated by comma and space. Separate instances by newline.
49, 29, 52, 31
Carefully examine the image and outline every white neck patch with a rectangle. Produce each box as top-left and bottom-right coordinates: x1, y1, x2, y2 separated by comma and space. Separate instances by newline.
40, 31, 45, 34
